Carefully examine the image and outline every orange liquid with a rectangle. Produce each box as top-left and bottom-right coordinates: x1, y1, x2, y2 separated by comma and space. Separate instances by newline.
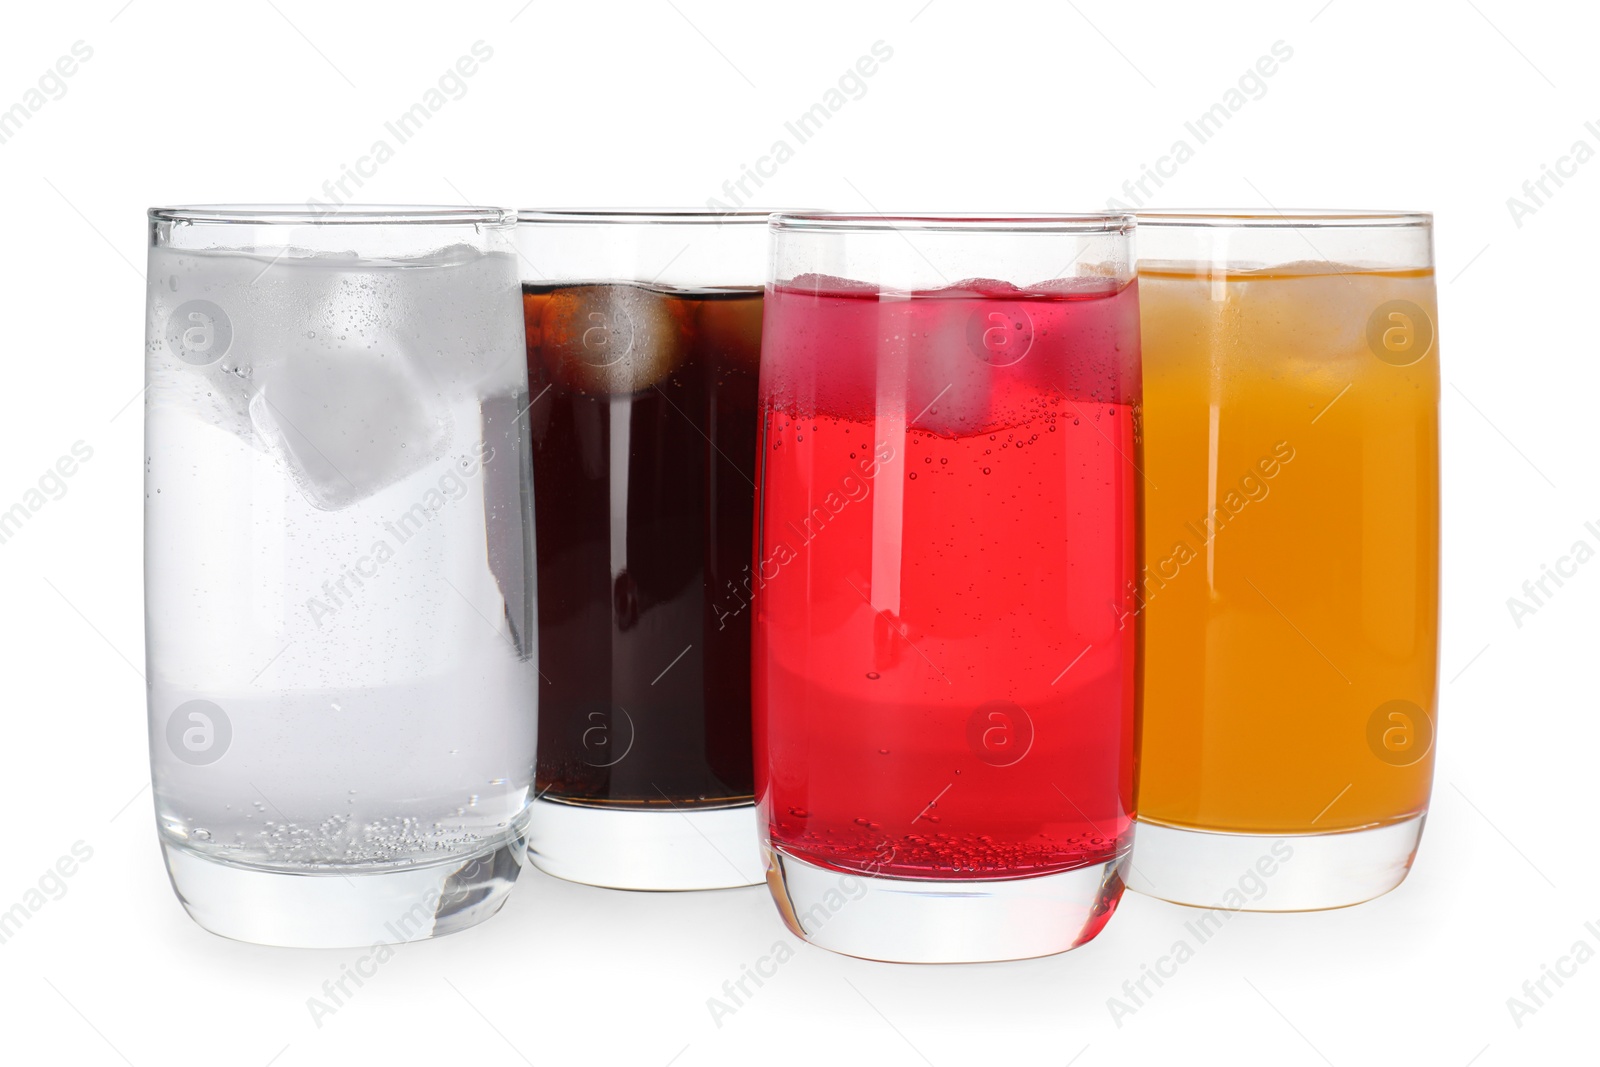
1136, 263, 1440, 833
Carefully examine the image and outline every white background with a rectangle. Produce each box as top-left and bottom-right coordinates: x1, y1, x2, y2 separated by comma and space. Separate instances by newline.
1, 1, 1594, 1064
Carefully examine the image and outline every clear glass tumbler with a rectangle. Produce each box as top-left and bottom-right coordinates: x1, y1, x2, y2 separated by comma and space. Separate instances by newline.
754, 213, 1141, 962
1127, 211, 1440, 910
515, 210, 769, 890
145, 206, 537, 946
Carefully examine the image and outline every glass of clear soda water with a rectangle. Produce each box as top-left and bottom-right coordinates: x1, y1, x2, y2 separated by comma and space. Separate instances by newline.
144, 206, 538, 947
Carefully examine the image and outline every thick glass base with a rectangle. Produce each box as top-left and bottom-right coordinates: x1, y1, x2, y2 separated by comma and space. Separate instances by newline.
161, 833, 525, 948
526, 797, 763, 890
1124, 814, 1426, 911
765, 846, 1128, 963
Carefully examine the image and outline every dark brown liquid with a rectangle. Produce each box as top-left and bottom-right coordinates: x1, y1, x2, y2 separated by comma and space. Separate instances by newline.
524, 282, 761, 806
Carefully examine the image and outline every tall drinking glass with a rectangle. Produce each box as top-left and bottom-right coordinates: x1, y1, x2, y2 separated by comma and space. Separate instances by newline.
1128, 211, 1440, 910
515, 210, 769, 890
754, 213, 1141, 962
145, 206, 537, 946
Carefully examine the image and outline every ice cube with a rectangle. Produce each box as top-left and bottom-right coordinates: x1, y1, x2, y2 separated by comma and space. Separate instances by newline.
250, 348, 450, 511
146, 246, 287, 449
694, 292, 764, 370
394, 247, 526, 398
780, 272, 879, 297
535, 284, 690, 396
934, 277, 1024, 299
904, 288, 1013, 437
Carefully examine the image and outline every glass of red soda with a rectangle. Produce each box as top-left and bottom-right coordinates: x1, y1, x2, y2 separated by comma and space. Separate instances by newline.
753, 213, 1141, 961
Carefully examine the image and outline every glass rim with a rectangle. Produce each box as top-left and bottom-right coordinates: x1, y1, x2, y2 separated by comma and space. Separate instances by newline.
148, 204, 515, 226
516, 208, 785, 225
1136, 209, 1432, 229
769, 211, 1136, 235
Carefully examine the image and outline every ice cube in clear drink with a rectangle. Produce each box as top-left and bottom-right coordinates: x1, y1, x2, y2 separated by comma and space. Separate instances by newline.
250, 346, 450, 511
398, 247, 526, 397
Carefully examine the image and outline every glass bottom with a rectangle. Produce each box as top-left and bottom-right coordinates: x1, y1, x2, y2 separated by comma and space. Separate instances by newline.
1124, 813, 1426, 911
161, 830, 526, 948
526, 797, 763, 890
765, 845, 1128, 963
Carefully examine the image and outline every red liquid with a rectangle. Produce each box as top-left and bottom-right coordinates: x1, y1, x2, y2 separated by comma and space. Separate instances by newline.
753, 276, 1141, 880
